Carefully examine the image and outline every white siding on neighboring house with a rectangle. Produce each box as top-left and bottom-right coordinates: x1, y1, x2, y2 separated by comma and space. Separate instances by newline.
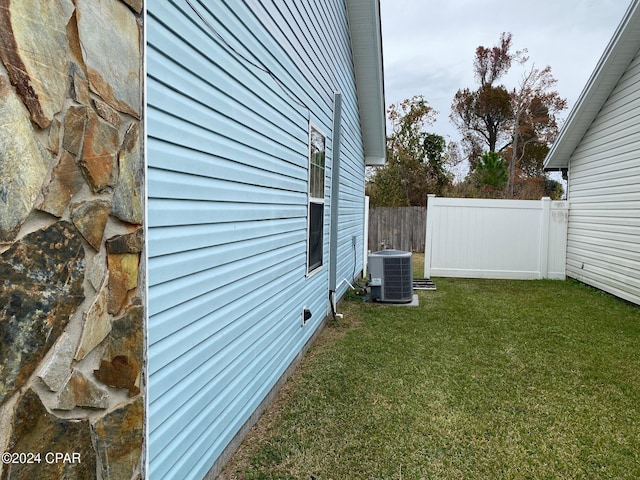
545, 0, 640, 305
146, 1, 373, 478
565, 50, 640, 304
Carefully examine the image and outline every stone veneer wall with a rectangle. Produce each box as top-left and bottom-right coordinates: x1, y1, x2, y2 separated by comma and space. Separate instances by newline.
0, 0, 144, 479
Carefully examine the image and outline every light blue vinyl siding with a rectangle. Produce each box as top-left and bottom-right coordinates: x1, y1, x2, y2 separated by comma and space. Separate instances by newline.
147, 0, 366, 478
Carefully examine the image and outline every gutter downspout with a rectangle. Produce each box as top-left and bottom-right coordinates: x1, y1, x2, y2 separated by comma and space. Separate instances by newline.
329, 92, 342, 294
329, 92, 342, 317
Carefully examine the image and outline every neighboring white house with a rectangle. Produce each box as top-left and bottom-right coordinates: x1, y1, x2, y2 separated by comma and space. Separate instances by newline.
544, 0, 640, 305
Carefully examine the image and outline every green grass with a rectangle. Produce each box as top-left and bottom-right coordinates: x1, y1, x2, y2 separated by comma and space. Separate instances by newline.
221, 272, 640, 480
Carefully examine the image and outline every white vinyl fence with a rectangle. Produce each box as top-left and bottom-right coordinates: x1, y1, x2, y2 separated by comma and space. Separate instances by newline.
424, 195, 568, 280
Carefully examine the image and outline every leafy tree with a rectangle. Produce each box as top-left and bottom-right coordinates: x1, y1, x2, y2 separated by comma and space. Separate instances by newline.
367, 96, 452, 206
473, 32, 514, 85
505, 63, 567, 195
474, 151, 508, 192
450, 33, 567, 197
451, 33, 517, 160
452, 83, 513, 160
423, 132, 451, 190
543, 177, 564, 200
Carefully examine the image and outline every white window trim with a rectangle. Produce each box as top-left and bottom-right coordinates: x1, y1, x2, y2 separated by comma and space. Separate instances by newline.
306, 122, 326, 275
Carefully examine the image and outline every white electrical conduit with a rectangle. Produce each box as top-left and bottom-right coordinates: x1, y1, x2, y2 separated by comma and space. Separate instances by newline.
330, 278, 356, 319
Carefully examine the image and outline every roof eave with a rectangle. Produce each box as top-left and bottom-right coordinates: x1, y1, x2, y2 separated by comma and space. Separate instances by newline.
345, 0, 387, 166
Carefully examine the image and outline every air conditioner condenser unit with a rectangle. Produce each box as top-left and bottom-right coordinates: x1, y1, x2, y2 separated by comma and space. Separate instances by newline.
368, 250, 413, 303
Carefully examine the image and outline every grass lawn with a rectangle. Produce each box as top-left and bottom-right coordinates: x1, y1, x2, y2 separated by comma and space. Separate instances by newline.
220, 260, 640, 479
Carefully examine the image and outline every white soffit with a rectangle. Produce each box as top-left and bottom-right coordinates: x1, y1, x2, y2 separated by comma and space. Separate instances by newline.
346, 0, 387, 166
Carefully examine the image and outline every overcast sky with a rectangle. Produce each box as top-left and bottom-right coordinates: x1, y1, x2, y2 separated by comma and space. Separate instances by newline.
380, 0, 632, 145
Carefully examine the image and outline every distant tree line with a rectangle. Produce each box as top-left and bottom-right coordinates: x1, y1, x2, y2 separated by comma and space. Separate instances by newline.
366, 33, 565, 207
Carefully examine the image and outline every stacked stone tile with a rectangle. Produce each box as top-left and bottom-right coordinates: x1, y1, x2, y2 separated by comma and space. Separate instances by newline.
0, 0, 144, 478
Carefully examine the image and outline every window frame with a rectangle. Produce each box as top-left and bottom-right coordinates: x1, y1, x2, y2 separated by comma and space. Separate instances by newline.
306, 123, 326, 275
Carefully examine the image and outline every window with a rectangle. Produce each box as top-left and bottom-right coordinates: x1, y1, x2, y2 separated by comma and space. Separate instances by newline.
307, 124, 326, 274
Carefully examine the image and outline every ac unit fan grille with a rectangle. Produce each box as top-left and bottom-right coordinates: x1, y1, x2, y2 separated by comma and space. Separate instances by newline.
382, 257, 412, 300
